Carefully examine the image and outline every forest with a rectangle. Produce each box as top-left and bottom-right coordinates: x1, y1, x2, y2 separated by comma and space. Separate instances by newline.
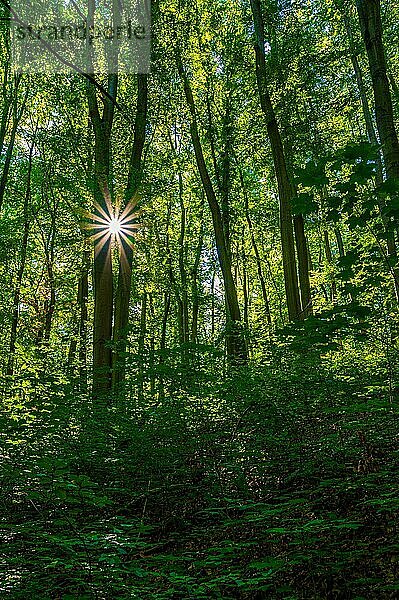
0, 0, 399, 597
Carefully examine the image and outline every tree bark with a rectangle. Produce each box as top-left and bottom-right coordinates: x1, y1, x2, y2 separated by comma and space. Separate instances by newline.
293, 214, 312, 316
0, 76, 25, 210
356, 0, 399, 179
78, 245, 90, 391
339, 7, 399, 300
356, 0, 399, 301
87, 74, 116, 396
335, 228, 345, 259
112, 74, 148, 388
191, 202, 204, 343
176, 50, 247, 363
7, 130, 34, 375
250, 0, 303, 321
158, 292, 171, 401
238, 166, 272, 324
137, 292, 147, 401
324, 230, 337, 301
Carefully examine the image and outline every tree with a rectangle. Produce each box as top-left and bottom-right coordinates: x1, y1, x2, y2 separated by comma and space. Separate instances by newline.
249, 0, 311, 321
176, 48, 248, 363
356, 0, 399, 301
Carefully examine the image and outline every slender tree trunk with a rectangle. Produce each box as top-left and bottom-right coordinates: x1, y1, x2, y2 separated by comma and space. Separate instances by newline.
149, 294, 156, 396
324, 230, 337, 301
7, 131, 34, 375
238, 166, 272, 324
293, 214, 312, 316
8, 230, 29, 372
177, 171, 189, 343
221, 97, 232, 257
356, 0, 399, 302
78, 245, 90, 391
242, 232, 250, 331
0, 70, 12, 156
87, 70, 117, 396
43, 262, 55, 342
138, 292, 147, 401
158, 292, 170, 401
167, 129, 190, 344
356, 0, 399, 180
388, 72, 399, 106
112, 74, 148, 388
160, 293, 170, 354
335, 228, 345, 259
191, 203, 204, 343
282, 143, 313, 316
341, 11, 384, 180
164, 198, 185, 344
67, 245, 90, 388
176, 50, 247, 363
0, 76, 25, 210
250, 0, 303, 321
341, 7, 399, 300
211, 271, 216, 337
43, 215, 56, 343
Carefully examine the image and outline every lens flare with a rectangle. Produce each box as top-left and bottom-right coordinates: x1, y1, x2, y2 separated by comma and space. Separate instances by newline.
108, 216, 121, 235
82, 182, 141, 260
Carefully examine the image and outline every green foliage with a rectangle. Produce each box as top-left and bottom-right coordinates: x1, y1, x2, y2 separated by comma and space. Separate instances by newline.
0, 0, 398, 598
1, 325, 399, 598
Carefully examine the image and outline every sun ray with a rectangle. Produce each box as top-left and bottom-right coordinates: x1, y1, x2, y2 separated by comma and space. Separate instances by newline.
119, 229, 136, 249
121, 222, 141, 231
91, 230, 110, 242
94, 233, 111, 256
88, 208, 111, 224
93, 201, 113, 223
119, 198, 140, 221
83, 195, 141, 256
82, 223, 111, 231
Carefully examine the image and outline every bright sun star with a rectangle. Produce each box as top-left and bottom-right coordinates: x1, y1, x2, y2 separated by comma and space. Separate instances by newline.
82, 182, 141, 258
108, 216, 122, 235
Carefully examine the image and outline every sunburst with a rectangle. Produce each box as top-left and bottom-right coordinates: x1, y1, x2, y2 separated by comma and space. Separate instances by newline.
82, 181, 141, 263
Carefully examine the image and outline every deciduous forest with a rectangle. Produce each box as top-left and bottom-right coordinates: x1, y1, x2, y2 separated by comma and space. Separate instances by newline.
0, 0, 399, 597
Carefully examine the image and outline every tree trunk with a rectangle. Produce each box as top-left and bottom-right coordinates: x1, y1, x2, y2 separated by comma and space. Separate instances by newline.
356, 0, 399, 179
191, 203, 204, 343
7, 131, 34, 376
211, 271, 216, 338
242, 232, 250, 331
177, 170, 189, 344
158, 292, 171, 401
238, 166, 272, 324
0, 76, 25, 210
293, 214, 312, 316
250, 0, 303, 321
78, 245, 90, 391
112, 74, 148, 388
87, 75, 116, 396
164, 198, 185, 344
324, 230, 337, 301
138, 292, 147, 402
341, 7, 399, 300
176, 51, 247, 364
356, 0, 399, 301
0, 70, 12, 156
67, 245, 90, 390
335, 228, 345, 259
388, 72, 399, 106
221, 97, 232, 258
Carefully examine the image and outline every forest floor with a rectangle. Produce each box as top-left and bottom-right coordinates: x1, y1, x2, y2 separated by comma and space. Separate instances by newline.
1, 342, 398, 599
